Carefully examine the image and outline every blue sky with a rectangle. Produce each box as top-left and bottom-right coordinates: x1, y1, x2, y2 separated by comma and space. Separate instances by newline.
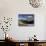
18, 14, 34, 20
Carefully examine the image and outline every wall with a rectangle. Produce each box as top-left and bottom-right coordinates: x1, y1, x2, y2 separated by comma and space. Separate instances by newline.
0, 0, 46, 40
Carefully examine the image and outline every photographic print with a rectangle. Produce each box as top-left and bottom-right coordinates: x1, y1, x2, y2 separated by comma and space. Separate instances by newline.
18, 14, 34, 26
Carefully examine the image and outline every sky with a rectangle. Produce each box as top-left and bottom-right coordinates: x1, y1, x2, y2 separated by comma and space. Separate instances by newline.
18, 14, 34, 20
